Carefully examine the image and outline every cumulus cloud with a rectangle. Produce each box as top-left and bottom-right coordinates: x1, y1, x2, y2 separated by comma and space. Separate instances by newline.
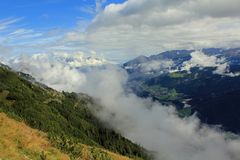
8, 53, 240, 160
90, 0, 240, 29
76, 0, 240, 59
58, 16, 240, 60
181, 50, 229, 74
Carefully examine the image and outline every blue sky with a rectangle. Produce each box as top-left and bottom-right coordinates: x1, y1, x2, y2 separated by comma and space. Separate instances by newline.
0, 0, 125, 29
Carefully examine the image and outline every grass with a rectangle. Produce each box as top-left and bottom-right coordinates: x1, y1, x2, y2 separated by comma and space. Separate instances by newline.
0, 112, 135, 160
80, 145, 134, 160
168, 72, 187, 78
141, 84, 183, 101
0, 112, 70, 160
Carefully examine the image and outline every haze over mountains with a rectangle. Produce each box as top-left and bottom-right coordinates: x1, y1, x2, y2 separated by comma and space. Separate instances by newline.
1, 47, 240, 160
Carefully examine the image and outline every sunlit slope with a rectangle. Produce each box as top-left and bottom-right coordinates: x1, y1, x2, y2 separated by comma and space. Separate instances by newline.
0, 112, 70, 160
0, 112, 135, 160
0, 66, 149, 160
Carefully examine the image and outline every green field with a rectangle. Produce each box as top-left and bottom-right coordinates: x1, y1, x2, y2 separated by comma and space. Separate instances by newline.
141, 84, 183, 101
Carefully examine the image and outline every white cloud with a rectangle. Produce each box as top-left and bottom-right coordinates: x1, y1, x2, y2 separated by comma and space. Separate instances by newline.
90, 0, 240, 29
178, 50, 240, 76
7, 52, 113, 92
190, 0, 240, 18
137, 59, 174, 73
8, 53, 240, 160
9, 54, 87, 92
181, 50, 229, 74
74, 0, 240, 59
57, 16, 240, 60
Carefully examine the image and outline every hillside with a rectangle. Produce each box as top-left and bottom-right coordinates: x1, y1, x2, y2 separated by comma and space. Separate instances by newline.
0, 112, 70, 160
0, 65, 149, 160
0, 112, 137, 160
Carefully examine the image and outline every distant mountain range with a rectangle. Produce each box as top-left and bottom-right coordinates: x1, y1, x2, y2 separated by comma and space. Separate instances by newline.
124, 48, 240, 134
124, 48, 240, 78
53, 53, 111, 68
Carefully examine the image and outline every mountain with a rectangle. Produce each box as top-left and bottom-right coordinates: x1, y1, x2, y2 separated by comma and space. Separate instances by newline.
0, 65, 150, 160
53, 53, 111, 68
123, 48, 240, 78
124, 48, 240, 134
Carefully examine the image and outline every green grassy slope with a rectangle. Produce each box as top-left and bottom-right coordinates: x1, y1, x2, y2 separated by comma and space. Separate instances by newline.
0, 66, 149, 160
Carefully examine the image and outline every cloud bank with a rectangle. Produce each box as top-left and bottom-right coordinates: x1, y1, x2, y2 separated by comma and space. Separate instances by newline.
7, 54, 240, 160
8, 52, 112, 92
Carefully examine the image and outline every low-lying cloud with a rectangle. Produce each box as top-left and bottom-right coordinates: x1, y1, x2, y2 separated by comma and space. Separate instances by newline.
139, 60, 174, 73
9, 54, 87, 92
180, 50, 229, 75
7, 54, 240, 160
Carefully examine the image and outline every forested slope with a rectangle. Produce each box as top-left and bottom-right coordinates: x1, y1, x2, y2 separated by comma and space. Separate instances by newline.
0, 65, 149, 160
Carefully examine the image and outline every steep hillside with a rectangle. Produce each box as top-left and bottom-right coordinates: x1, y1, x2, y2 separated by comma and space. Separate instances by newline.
0, 112, 70, 160
0, 66, 149, 160
0, 112, 136, 160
